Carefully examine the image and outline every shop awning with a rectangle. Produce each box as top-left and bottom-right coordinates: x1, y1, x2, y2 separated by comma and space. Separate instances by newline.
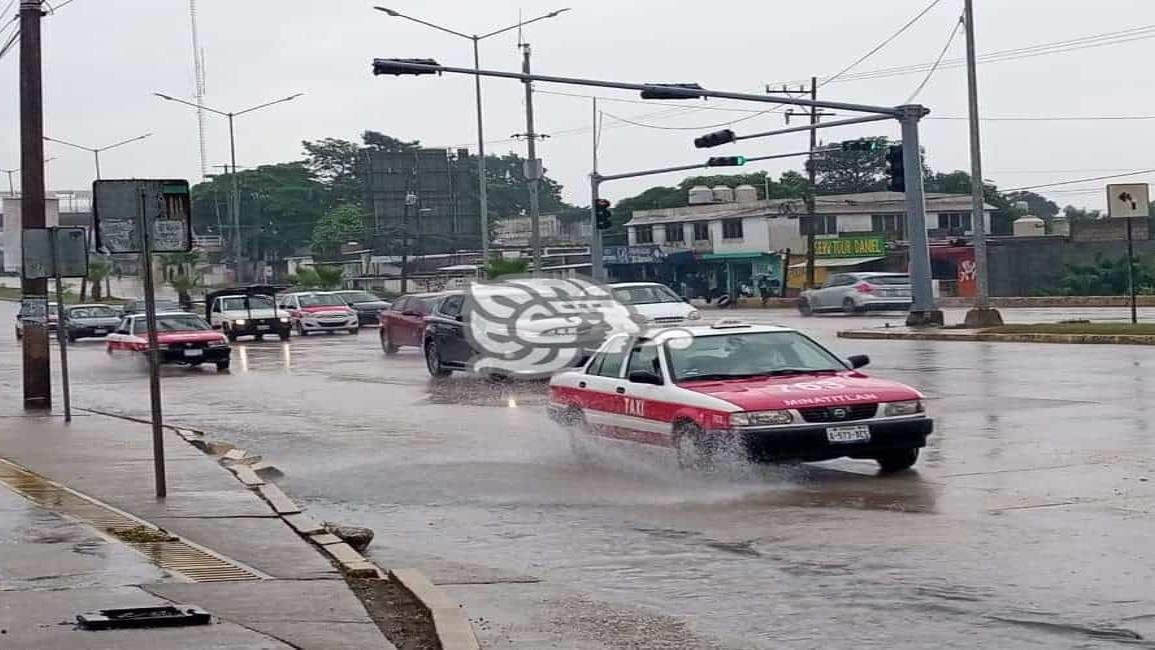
789, 256, 884, 269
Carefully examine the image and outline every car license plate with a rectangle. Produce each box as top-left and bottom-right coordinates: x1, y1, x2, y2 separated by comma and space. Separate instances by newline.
93, 329, 107, 335
257, 325, 270, 331
827, 425, 870, 443
184, 349, 204, 358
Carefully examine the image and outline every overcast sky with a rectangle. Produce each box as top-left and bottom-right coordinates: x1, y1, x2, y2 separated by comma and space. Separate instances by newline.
3, 0, 1154, 212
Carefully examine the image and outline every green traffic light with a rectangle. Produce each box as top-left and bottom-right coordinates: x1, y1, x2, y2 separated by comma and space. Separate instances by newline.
736, 156, 746, 166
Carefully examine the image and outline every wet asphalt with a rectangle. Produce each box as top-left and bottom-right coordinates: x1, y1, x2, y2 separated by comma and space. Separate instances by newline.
3, 302, 1155, 648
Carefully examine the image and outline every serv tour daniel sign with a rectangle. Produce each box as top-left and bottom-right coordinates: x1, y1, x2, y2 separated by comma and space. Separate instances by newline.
92, 179, 192, 254
814, 236, 887, 258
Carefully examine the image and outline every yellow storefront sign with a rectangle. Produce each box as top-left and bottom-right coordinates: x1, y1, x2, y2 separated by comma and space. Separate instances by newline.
813, 236, 887, 258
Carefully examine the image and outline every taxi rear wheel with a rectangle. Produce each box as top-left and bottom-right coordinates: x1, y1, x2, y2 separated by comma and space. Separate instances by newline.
875, 448, 919, 473
674, 421, 718, 471
561, 408, 594, 461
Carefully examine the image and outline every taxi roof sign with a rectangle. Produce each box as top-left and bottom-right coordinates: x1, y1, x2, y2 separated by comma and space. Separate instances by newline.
710, 319, 751, 329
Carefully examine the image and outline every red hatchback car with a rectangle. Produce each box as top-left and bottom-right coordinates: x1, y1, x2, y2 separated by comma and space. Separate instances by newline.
378, 292, 450, 354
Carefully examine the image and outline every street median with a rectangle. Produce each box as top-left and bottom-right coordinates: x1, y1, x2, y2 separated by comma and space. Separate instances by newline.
838, 322, 1155, 345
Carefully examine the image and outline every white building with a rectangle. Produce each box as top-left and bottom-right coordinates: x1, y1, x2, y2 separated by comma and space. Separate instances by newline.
493, 213, 592, 247
624, 190, 994, 254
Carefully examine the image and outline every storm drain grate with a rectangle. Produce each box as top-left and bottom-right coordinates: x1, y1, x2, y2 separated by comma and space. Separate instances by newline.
0, 459, 262, 583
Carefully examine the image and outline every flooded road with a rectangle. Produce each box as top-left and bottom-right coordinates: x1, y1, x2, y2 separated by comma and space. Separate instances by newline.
4, 302, 1155, 647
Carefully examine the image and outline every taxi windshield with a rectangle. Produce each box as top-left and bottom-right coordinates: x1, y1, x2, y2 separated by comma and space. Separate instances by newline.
667, 331, 845, 382
299, 293, 346, 307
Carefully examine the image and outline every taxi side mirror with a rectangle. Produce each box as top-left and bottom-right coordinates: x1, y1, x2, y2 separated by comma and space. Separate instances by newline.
628, 370, 663, 386
848, 354, 870, 369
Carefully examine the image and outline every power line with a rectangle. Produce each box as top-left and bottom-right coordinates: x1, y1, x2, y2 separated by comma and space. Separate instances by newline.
904, 14, 963, 103
1001, 169, 1155, 193
770, 23, 1155, 86
821, 0, 945, 87
600, 105, 785, 131
930, 114, 1155, 122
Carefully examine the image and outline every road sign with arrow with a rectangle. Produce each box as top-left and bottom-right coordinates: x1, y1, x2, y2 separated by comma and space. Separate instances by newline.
1107, 183, 1149, 218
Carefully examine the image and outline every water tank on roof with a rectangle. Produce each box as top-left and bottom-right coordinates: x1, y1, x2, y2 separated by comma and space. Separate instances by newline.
712, 185, 734, 203
734, 184, 758, 204
1013, 215, 1045, 237
688, 185, 714, 205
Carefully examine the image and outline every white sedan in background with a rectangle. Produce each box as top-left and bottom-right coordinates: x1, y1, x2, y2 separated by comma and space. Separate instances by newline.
610, 282, 700, 327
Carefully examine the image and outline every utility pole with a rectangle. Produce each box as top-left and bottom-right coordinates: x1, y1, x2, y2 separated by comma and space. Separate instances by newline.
228, 113, 242, 283
778, 79, 834, 290
962, 0, 1003, 327
590, 97, 604, 282
520, 42, 543, 277
20, 0, 51, 410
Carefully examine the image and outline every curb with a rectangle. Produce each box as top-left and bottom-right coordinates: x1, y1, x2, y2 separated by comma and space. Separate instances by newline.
837, 329, 1155, 345
81, 410, 481, 650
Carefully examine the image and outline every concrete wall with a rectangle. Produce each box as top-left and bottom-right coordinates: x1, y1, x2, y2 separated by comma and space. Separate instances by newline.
987, 236, 1155, 296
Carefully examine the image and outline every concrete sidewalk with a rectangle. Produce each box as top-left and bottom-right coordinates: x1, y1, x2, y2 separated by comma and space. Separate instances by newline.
0, 404, 395, 649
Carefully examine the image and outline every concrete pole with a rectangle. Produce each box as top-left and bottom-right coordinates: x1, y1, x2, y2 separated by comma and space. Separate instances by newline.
20, 0, 51, 410
473, 38, 490, 261
228, 113, 243, 283
522, 44, 542, 277
804, 77, 818, 290
963, 0, 1003, 326
899, 105, 943, 327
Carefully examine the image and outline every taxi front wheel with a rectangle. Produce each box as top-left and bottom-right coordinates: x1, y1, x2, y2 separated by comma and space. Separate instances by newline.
674, 421, 719, 471
875, 448, 919, 473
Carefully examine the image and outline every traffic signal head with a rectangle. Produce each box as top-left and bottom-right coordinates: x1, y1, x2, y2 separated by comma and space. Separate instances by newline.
885, 144, 906, 192
595, 198, 613, 230
372, 58, 442, 76
640, 83, 704, 100
706, 156, 746, 167
694, 129, 736, 149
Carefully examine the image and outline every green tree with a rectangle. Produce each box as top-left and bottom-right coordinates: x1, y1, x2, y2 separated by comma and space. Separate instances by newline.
85, 256, 113, 302
485, 258, 529, 279
811, 136, 890, 193
158, 250, 203, 308
191, 162, 326, 260
311, 204, 365, 258
302, 137, 363, 206
313, 265, 345, 290
287, 266, 320, 289
362, 130, 421, 151
1005, 190, 1060, 220
1062, 205, 1103, 221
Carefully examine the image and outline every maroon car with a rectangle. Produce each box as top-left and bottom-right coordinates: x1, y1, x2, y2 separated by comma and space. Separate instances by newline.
379, 292, 450, 355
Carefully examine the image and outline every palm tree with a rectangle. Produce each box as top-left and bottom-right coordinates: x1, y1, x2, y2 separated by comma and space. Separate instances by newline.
159, 251, 203, 308
86, 256, 113, 302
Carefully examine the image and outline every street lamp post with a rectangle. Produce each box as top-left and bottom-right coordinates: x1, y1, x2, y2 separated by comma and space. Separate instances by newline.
154, 92, 303, 283
44, 133, 153, 181
373, 7, 571, 262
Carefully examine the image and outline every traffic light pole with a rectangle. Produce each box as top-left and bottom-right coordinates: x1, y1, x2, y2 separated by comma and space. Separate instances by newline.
898, 105, 942, 326
590, 97, 605, 282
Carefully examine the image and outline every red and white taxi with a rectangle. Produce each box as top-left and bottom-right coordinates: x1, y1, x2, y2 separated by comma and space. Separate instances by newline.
548, 320, 932, 473
107, 312, 232, 371
277, 292, 360, 336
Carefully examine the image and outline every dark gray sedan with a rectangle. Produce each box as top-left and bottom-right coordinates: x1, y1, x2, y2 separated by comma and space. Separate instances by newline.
64, 304, 123, 341
331, 290, 391, 326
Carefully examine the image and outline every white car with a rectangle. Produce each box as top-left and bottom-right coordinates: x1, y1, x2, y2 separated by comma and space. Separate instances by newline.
799, 273, 912, 315
207, 294, 291, 341
610, 282, 700, 326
